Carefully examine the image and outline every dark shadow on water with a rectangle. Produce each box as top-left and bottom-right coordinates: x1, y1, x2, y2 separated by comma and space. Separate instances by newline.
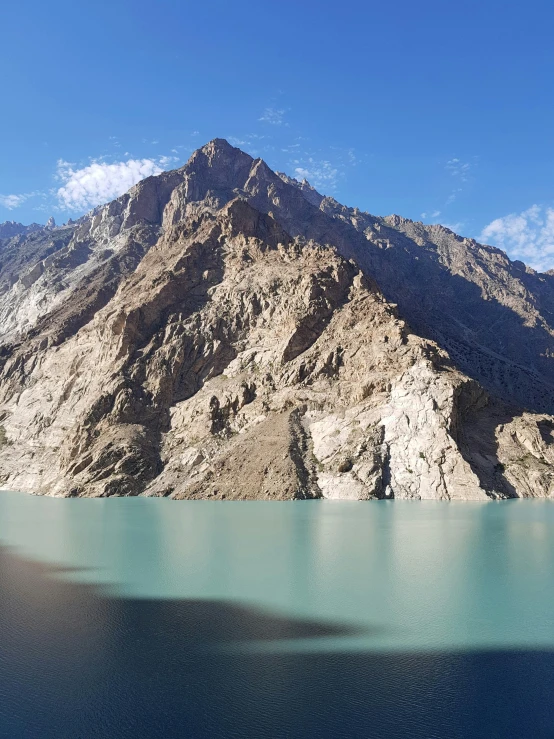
2, 545, 554, 739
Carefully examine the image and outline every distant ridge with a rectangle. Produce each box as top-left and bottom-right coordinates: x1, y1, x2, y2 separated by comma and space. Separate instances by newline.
0, 220, 43, 240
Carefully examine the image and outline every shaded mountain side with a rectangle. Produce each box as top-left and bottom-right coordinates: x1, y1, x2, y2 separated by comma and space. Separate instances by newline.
0, 139, 553, 500
340, 211, 554, 414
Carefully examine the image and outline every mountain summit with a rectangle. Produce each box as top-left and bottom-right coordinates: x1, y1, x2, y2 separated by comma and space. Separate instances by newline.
0, 139, 553, 500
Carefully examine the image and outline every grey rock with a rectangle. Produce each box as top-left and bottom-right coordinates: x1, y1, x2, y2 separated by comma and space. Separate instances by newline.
0, 220, 42, 240
0, 139, 553, 501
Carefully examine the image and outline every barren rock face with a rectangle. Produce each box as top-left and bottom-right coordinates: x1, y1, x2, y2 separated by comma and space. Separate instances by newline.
1, 139, 554, 500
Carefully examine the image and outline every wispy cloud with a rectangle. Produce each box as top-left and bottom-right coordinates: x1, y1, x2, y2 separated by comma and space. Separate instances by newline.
442, 156, 477, 208
56, 155, 179, 211
442, 221, 465, 233
259, 107, 287, 126
227, 134, 267, 148
420, 211, 464, 233
331, 146, 359, 166
347, 148, 359, 165
445, 188, 463, 205
480, 204, 554, 272
0, 192, 38, 210
285, 143, 360, 193
157, 155, 180, 168
291, 158, 339, 191
446, 157, 472, 182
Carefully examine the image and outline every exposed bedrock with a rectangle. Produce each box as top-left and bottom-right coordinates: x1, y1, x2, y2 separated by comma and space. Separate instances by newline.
1, 140, 553, 499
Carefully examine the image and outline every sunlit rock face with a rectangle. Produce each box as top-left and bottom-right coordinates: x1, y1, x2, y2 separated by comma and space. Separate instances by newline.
1, 139, 554, 500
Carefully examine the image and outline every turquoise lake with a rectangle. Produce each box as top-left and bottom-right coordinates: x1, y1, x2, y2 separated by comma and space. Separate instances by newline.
1, 491, 554, 737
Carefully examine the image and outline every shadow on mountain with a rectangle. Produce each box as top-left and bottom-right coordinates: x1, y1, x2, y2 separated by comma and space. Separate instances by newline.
454, 391, 519, 497
350, 223, 554, 415
420, 272, 554, 415
2, 545, 554, 739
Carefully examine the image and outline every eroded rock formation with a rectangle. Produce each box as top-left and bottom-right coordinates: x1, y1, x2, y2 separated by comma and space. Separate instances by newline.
0, 139, 553, 500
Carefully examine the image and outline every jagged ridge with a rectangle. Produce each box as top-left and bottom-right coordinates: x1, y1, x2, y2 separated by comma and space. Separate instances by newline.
0, 139, 553, 500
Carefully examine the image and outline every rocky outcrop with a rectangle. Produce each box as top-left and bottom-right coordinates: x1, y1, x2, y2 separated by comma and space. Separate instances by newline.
0, 139, 553, 500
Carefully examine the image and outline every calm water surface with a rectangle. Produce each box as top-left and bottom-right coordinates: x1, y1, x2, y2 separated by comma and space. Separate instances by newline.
1, 491, 554, 738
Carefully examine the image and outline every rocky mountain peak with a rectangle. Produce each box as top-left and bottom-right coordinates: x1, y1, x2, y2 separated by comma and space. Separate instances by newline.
186, 138, 253, 178
1, 139, 554, 502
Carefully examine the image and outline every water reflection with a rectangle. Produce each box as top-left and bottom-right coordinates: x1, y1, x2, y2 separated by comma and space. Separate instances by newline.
1, 493, 554, 656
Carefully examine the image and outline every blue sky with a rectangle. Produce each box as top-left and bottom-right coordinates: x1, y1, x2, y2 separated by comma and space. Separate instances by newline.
2, 0, 554, 270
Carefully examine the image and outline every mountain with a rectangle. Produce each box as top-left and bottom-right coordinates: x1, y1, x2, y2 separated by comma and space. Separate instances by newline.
0, 220, 43, 239
0, 139, 553, 500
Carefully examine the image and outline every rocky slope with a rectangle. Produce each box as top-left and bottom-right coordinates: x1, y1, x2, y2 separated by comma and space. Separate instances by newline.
0, 139, 553, 500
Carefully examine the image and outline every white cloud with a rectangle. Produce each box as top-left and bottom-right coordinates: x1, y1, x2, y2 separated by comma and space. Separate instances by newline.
0, 193, 34, 210
56, 155, 179, 211
157, 155, 180, 168
259, 107, 286, 125
292, 157, 339, 191
480, 204, 554, 272
421, 210, 441, 219
286, 145, 360, 193
442, 221, 464, 233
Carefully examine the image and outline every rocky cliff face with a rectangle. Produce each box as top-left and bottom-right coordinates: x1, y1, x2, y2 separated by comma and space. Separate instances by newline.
1, 139, 554, 500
